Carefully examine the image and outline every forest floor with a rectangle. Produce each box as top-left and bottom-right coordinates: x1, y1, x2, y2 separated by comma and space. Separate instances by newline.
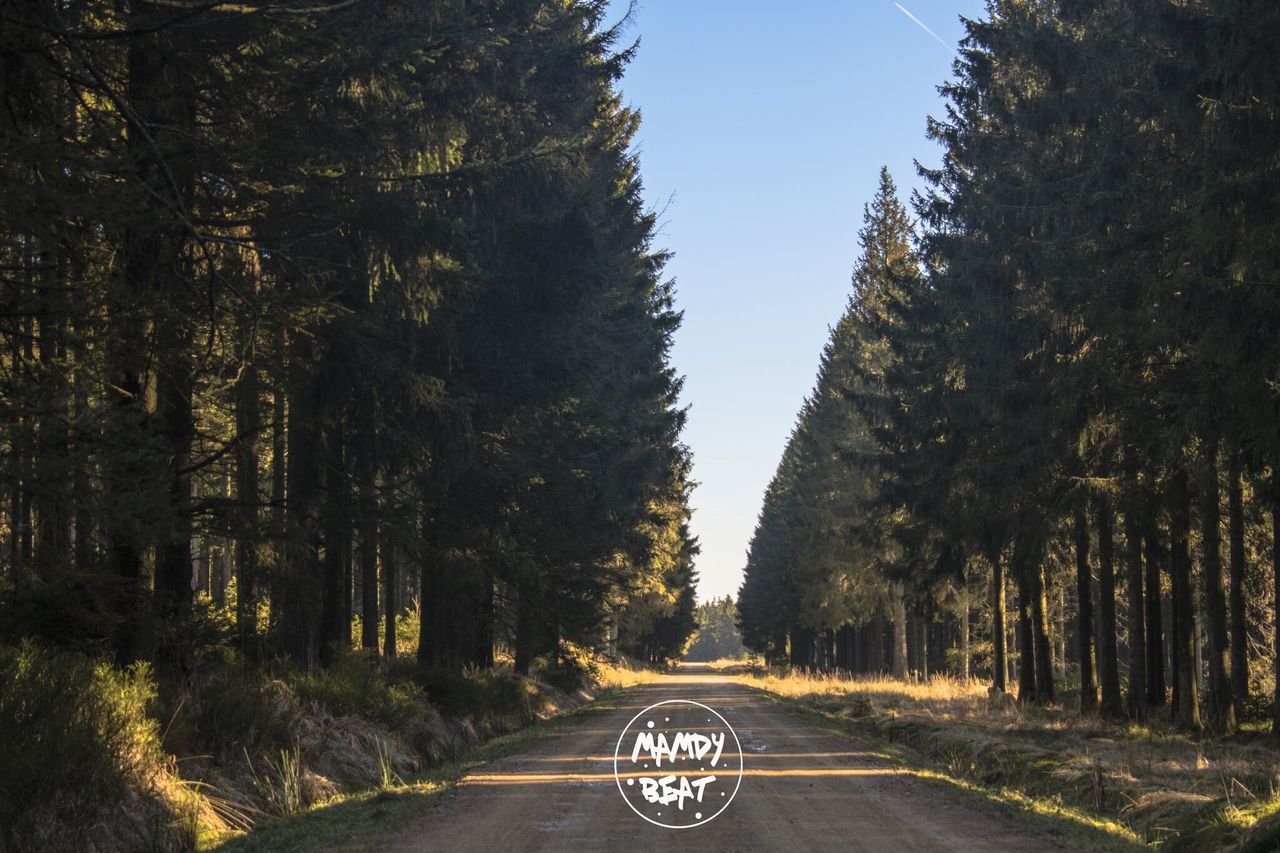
729, 664, 1280, 851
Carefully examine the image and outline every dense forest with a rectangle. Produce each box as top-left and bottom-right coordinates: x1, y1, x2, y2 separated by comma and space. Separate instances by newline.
1, 2, 702, 844
0, 0, 697, 673
685, 595, 746, 662
738, 0, 1280, 736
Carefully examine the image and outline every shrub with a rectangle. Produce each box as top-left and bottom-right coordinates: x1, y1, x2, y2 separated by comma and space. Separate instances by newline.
183, 668, 295, 758
417, 666, 544, 721
288, 654, 428, 731
536, 654, 591, 694
0, 640, 165, 850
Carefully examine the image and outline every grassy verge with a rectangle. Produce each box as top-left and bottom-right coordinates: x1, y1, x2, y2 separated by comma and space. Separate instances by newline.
726, 666, 1280, 852
752, 688, 1145, 852
193, 658, 653, 851
208, 686, 629, 853
0, 632, 658, 853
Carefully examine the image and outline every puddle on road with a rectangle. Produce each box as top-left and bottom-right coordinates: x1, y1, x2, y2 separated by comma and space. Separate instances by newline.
534, 814, 586, 832
737, 729, 768, 753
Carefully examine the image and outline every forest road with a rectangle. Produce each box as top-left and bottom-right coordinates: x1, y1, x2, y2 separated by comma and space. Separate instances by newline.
369, 664, 1068, 852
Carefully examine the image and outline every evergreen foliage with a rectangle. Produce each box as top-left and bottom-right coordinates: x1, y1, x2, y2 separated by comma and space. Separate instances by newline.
0, 0, 696, 676
686, 596, 746, 662
738, 0, 1280, 735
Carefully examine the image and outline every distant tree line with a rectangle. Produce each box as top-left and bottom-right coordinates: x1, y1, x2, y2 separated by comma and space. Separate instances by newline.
685, 596, 746, 662
738, 0, 1280, 735
0, 0, 697, 675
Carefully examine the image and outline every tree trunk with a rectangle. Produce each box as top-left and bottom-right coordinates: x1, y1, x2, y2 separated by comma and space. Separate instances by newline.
1095, 495, 1123, 716
1169, 568, 1181, 713
891, 582, 908, 679
905, 608, 916, 674
383, 531, 397, 659
1015, 569, 1036, 702
267, 363, 287, 633
1271, 472, 1280, 735
1008, 585, 1018, 687
513, 586, 536, 675
1055, 582, 1066, 679
72, 348, 92, 577
32, 304, 70, 584
136, 5, 199, 679
1074, 503, 1098, 712
1198, 439, 1236, 734
1169, 465, 1202, 732
107, 21, 163, 664
473, 576, 495, 668
989, 549, 1007, 692
929, 617, 946, 676
1227, 451, 1248, 720
916, 610, 929, 679
279, 347, 322, 664
1124, 503, 1147, 719
151, 304, 196, 678
789, 625, 814, 670
7, 412, 23, 592
1030, 563, 1055, 703
1013, 527, 1054, 701
958, 582, 970, 680
358, 422, 379, 654
319, 421, 350, 664
235, 358, 260, 655
869, 613, 885, 674
1143, 523, 1166, 706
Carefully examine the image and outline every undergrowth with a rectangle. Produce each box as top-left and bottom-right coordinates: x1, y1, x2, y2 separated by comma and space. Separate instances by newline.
0, 640, 197, 852
0, 633, 650, 852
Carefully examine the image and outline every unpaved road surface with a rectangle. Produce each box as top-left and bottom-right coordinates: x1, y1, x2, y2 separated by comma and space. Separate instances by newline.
375, 665, 1067, 852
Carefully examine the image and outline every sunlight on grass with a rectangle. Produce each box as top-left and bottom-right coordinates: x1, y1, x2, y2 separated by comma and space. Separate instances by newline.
740, 668, 989, 716
726, 664, 1280, 849
208, 684, 623, 852
593, 659, 667, 689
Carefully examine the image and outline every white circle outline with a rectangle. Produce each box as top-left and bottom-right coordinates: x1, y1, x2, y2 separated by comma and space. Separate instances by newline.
612, 699, 743, 830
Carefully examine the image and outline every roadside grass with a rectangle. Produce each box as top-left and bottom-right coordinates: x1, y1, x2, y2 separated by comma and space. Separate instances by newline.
726, 663, 1280, 851
689, 657, 758, 672
593, 657, 668, 687
208, 687, 627, 853
744, 668, 988, 714
0, 614, 661, 853
0, 640, 207, 852
198, 656, 655, 851
754, 691, 1145, 853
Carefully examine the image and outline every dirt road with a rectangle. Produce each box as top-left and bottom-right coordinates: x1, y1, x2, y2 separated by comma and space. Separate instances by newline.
375, 665, 1067, 852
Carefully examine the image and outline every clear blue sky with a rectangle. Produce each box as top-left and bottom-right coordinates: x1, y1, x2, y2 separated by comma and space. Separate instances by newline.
605, 0, 986, 602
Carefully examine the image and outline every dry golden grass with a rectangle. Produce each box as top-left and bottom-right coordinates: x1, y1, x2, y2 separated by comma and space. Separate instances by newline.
738, 669, 989, 717
592, 659, 667, 689
690, 657, 758, 671
718, 663, 1280, 847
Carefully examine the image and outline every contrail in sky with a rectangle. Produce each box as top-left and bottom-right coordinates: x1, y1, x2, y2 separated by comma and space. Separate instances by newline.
894, 2, 956, 53
696, 503, 754, 524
